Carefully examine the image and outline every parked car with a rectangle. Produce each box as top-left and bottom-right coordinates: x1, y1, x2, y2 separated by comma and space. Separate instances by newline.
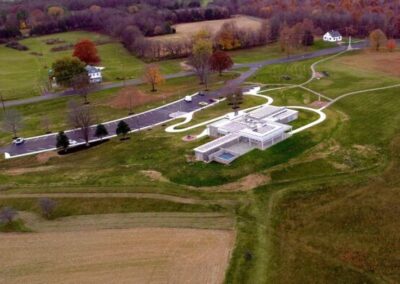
69, 139, 78, 146
184, 96, 192, 102
198, 101, 209, 106
12, 137, 25, 145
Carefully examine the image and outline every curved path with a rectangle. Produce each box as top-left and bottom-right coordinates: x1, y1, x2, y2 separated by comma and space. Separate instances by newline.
165, 91, 273, 133
289, 106, 327, 134
0, 192, 229, 205
321, 83, 400, 110
1, 43, 364, 159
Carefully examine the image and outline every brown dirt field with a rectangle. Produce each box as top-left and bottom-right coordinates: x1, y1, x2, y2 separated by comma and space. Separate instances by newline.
151, 15, 263, 42
200, 173, 271, 192
336, 51, 400, 77
36, 152, 59, 163
0, 228, 235, 284
140, 170, 170, 182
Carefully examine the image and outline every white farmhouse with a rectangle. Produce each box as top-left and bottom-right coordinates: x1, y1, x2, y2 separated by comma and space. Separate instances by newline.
194, 105, 299, 164
323, 30, 342, 42
85, 65, 104, 83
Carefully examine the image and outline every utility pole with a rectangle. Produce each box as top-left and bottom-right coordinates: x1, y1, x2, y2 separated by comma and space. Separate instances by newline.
0, 95, 5, 112
348, 36, 353, 50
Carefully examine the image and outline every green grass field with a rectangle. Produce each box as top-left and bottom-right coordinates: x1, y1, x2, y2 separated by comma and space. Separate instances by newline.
230, 40, 336, 64
1, 48, 400, 283
307, 50, 400, 98
0, 31, 182, 101
0, 32, 337, 101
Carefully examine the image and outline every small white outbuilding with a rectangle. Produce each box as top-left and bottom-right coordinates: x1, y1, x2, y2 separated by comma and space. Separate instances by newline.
323, 30, 342, 42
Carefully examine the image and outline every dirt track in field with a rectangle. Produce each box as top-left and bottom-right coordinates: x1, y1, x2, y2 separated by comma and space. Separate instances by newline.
18, 211, 234, 232
0, 228, 235, 284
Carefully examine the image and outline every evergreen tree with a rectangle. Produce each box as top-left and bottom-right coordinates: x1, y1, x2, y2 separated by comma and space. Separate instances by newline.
95, 124, 109, 139
116, 120, 131, 139
56, 131, 69, 152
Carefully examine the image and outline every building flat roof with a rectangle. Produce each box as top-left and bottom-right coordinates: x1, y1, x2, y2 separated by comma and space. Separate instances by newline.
219, 121, 248, 133
248, 105, 283, 120
194, 133, 240, 153
267, 108, 298, 122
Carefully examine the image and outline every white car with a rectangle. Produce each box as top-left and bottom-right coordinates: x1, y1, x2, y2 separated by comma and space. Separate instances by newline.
198, 101, 209, 106
12, 137, 25, 145
184, 96, 192, 102
69, 139, 78, 146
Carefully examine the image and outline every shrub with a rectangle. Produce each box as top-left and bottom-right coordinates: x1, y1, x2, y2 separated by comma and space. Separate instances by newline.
5, 41, 29, 51
38, 198, 57, 219
0, 207, 17, 225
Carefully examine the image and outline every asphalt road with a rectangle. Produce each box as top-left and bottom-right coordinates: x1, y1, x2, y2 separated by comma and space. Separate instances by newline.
1, 42, 366, 158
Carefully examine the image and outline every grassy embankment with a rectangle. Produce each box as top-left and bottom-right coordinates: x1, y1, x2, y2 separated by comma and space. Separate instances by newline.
225, 50, 400, 283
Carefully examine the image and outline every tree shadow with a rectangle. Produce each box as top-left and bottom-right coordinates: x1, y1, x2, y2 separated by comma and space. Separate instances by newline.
58, 139, 109, 155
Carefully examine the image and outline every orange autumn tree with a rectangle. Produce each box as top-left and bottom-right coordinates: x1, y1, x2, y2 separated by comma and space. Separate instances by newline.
73, 39, 101, 65
215, 22, 241, 50
143, 64, 165, 92
387, 39, 397, 52
369, 29, 387, 51
210, 50, 233, 76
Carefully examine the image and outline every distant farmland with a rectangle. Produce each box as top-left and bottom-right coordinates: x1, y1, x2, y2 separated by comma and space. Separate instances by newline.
150, 15, 264, 42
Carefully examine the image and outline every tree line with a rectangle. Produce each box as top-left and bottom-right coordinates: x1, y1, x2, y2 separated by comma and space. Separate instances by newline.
0, 1, 230, 42
213, 0, 400, 39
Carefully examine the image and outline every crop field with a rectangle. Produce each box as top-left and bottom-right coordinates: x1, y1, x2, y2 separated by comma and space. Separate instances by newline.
150, 15, 264, 42
0, 228, 235, 284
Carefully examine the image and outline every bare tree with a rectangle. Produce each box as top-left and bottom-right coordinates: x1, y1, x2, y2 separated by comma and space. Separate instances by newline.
189, 37, 212, 90
38, 198, 57, 219
68, 101, 95, 145
227, 88, 244, 116
1, 109, 23, 138
0, 207, 17, 225
41, 115, 52, 133
71, 73, 93, 104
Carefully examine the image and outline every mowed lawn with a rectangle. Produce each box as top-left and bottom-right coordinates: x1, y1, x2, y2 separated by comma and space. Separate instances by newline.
230, 39, 336, 64
308, 50, 400, 98
0, 31, 182, 101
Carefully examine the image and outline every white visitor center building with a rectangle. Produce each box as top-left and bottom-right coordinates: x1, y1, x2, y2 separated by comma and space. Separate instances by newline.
194, 105, 299, 164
